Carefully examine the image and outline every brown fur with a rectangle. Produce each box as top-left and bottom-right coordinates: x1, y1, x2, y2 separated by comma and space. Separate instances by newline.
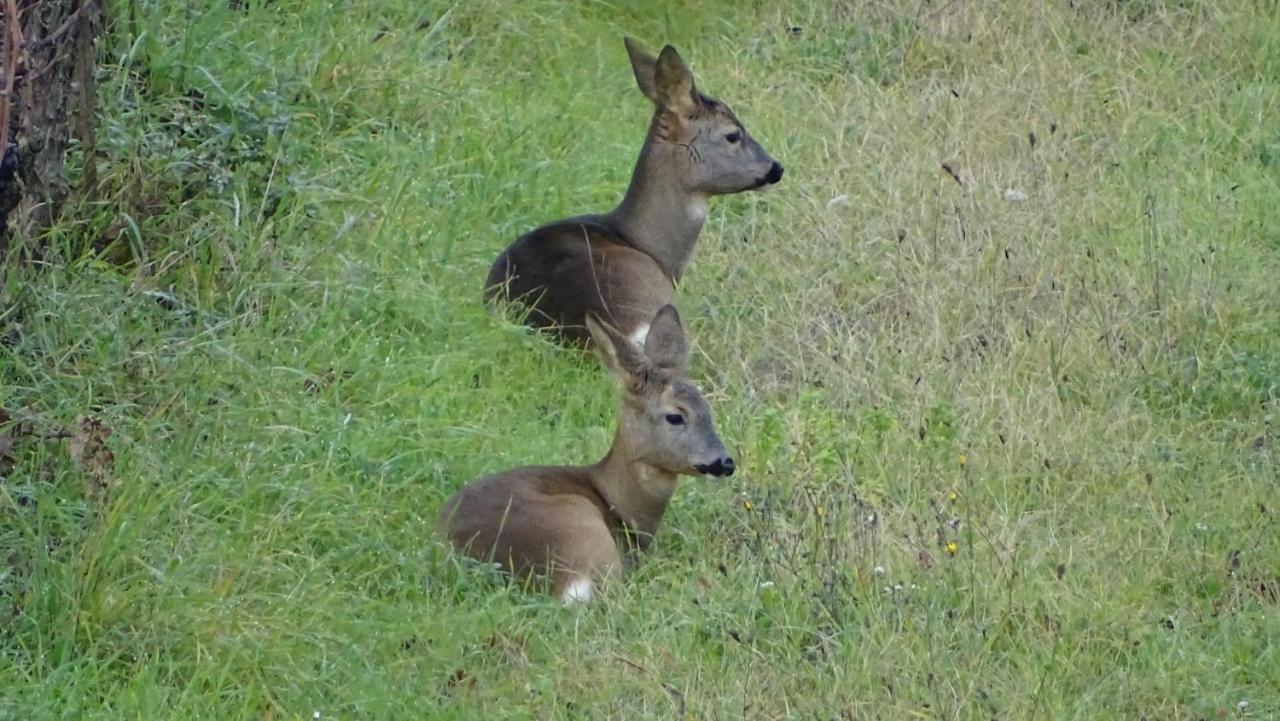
485, 38, 782, 345
435, 306, 733, 600
436, 466, 626, 596
485, 215, 674, 344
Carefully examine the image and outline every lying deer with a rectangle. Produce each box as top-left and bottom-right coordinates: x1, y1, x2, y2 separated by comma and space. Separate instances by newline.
486, 38, 783, 347
436, 305, 734, 603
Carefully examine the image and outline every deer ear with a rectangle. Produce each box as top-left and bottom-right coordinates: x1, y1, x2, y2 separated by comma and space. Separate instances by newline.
586, 312, 648, 383
654, 45, 697, 116
643, 305, 689, 374
624, 37, 660, 105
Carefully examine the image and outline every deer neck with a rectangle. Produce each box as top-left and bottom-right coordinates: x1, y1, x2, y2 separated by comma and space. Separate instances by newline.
607, 119, 708, 281
589, 429, 679, 550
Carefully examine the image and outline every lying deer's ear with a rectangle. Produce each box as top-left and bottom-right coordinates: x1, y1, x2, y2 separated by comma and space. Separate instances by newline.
624, 37, 660, 105
586, 313, 648, 383
654, 45, 698, 116
643, 305, 689, 374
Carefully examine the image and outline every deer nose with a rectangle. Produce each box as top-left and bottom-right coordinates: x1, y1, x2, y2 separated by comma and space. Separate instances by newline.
764, 162, 784, 185
696, 457, 735, 478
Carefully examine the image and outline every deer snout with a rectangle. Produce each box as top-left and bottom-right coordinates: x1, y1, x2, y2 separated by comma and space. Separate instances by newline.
764, 161, 784, 185
696, 456, 735, 478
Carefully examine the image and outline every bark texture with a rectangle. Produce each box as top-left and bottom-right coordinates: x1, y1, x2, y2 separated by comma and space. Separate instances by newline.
0, 0, 102, 257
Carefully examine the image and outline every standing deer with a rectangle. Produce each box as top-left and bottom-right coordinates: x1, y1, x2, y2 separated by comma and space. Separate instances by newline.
485, 38, 783, 346
436, 305, 734, 603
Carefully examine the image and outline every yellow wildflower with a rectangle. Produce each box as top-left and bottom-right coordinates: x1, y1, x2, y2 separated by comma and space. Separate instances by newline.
946, 541, 959, 556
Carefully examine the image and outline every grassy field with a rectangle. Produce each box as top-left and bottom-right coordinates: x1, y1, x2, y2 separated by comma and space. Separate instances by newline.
3, 0, 1279, 718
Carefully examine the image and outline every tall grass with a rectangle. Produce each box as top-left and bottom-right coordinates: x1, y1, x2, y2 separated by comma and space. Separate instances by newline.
2, 1, 1278, 718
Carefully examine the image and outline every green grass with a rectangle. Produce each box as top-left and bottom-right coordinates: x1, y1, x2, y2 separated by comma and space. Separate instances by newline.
3, 0, 1280, 718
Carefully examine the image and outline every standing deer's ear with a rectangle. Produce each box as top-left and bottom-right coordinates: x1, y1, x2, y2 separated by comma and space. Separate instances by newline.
643, 305, 689, 374
624, 37, 660, 105
586, 313, 648, 384
654, 45, 697, 116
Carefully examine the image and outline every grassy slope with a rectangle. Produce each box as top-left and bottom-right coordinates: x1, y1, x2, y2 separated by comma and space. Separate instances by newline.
3, 0, 1279, 718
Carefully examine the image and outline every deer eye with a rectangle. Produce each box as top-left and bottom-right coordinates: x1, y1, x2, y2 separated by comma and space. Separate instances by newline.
665, 413, 686, 426
724, 131, 742, 144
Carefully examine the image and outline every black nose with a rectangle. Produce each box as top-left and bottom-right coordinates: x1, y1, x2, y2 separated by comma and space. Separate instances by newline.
764, 162, 784, 185
696, 457, 735, 477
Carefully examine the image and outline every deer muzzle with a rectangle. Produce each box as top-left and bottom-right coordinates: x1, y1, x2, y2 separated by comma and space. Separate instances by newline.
696, 456, 735, 478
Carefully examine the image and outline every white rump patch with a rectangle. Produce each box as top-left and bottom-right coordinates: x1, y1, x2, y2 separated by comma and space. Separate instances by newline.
561, 578, 594, 605
628, 323, 650, 348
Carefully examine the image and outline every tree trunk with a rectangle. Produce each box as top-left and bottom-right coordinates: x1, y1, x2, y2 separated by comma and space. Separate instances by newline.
0, 0, 102, 258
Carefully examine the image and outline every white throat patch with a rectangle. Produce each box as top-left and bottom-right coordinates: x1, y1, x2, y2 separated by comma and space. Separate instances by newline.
561, 578, 594, 605
687, 195, 708, 223
628, 323, 650, 348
